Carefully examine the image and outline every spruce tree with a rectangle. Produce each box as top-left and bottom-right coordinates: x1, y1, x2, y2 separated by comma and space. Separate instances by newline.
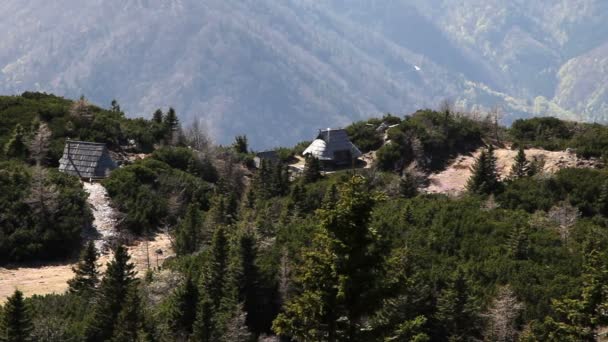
4, 124, 28, 160
152, 109, 164, 123
174, 204, 203, 256
110, 286, 144, 342
467, 145, 500, 195
234, 232, 263, 333
232, 136, 248, 154
163, 107, 179, 145
274, 176, 383, 340
399, 171, 418, 198
84, 245, 137, 342
67, 241, 100, 296
435, 269, 480, 341
168, 273, 199, 338
302, 156, 321, 183
0, 290, 32, 342
509, 147, 529, 179
598, 180, 608, 217
193, 226, 231, 340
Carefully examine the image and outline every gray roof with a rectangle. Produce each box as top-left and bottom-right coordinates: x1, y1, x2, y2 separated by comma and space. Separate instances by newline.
303, 129, 362, 161
58, 140, 117, 179
255, 151, 279, 160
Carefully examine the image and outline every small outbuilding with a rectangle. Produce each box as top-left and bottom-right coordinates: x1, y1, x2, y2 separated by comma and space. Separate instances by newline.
58, 140, 117, 180
303, 128, 362, 167
254, 150, 279, 168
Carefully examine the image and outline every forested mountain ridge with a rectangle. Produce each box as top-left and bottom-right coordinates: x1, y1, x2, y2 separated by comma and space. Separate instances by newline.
2, 93, 608, 340
2, 0, 608, 148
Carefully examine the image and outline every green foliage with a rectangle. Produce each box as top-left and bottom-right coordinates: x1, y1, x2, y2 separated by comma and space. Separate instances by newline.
193, 226, 232, 340
510, 147, 530, 179
251, 159, 289, 203
0, 290, 32, 342
84, 245, 138, 342
232, 135, 249, 154
103, 158, 212, 233
166, 273, 199, 338
0, 161, 90, 263
345, 120, 384, 153
3, 124, 28, 160
376, 109, 484, 171
302, 156, 321, 183
510, 117, 608, 159
173, 204, 204, 256
467, 145, 501, 195
68, 241, 100, 297
274, 176, 384, 340
152, 146, 218, 183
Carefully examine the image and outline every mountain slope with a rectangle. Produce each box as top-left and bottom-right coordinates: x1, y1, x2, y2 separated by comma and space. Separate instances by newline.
1, 0, 608, 147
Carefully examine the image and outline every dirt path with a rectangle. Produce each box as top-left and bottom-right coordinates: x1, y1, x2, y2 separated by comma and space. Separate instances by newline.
83, 182, 118, 253
0, 182, 174, 303
425, 147, 600, 195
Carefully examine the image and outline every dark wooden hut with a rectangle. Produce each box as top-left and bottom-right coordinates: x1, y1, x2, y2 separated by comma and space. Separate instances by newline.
58, 140, 117, 180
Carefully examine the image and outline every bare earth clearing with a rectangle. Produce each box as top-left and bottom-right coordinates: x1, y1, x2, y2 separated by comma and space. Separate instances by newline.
425, 147, 600, 195
0, 182, 173, 303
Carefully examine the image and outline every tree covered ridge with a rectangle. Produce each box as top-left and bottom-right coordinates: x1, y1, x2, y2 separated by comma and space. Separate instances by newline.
2, 94, 608, 340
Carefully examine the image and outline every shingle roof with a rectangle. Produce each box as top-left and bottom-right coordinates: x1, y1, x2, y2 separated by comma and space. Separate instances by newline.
303, 129, 362, 161
58, 140, 117, 179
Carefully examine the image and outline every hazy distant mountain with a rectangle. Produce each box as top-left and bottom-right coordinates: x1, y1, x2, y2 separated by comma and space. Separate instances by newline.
1, 0, 607, 147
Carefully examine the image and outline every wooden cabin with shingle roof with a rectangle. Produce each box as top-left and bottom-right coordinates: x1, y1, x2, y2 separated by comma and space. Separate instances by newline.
58, 140, 117, 180
303, 128, 362, 167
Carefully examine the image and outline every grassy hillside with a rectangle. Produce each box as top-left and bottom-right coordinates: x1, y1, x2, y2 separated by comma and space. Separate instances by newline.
2, 96, 608, 340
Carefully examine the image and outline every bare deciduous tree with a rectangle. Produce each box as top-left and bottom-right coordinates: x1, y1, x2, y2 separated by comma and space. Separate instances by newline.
28, 122, 51, 166
70, 95, 93, 120
223, 304, 252, 342
547, 201, 580, 243
483, 285, 523, 342
488, 105, 504, 143
184, 119, 212, 152
25, 166, 59, 218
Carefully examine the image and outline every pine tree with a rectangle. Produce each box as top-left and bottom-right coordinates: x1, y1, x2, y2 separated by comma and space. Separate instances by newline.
68, 241, 100, 296
271, 162, 289, 197
84, 245, 137, 342
399, 171, 418, 198
193, 226, 231, 340
164, 107, 179, 145
435, 269, 480, 341
598, 180, 608, 217
0, 290, 32, 342
110, 99, 121, 113
110, 286, 144, 342
152, 109, 164, 123
174, 204, 203, 256
233, 232, 263, 333
302, 156, 321, 183
509, 147, 529, 179
273, 176, 383, 340
507, 225, 529, 260
467, 145, 500, 195
168, 273, 199, 338
4, 124, 28, 160
548, 248, 608, 340
232, 135, 248, 154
